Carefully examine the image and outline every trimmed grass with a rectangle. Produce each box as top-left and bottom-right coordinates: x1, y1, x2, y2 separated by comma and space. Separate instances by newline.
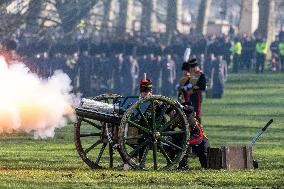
0, 72, 284, 188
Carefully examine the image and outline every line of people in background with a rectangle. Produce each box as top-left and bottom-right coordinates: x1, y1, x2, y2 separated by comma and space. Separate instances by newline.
230, 32, 284, 73
1, 29, 284, 97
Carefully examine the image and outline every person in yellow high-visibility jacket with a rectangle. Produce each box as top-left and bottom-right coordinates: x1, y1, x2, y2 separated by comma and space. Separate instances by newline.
230, 38, 242, 73
77, 19, 86, 29
278, 39, 284, 72
255, 38, 268, 73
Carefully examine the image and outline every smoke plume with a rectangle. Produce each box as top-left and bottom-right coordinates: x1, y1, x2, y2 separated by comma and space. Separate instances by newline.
0, 56, 77, 139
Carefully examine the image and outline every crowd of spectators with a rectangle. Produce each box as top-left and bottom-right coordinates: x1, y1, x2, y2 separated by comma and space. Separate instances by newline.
1, 28, 284, 97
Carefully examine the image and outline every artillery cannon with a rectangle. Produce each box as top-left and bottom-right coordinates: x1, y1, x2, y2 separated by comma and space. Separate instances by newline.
74, 94, 189, 170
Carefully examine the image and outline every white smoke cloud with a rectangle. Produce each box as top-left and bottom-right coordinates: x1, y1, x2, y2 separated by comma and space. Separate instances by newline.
0, 56, 78, 139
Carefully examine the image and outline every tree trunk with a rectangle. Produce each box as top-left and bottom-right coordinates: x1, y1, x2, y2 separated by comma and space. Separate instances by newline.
196, 0, 212, 35
55, 0, 99, 37
101, 0, 112, 36
239, 0, 259, 34
25, 0, 45, 25
141, 0, 153, 33
257, 0, 275, 41
117, 0, 129, 36
0, 1, 24, 36
165, 0, 177, 44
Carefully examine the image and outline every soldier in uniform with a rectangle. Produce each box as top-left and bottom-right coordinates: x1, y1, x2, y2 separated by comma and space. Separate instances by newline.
139, 74, 153, 97
211, 55, 227, 98
178, 106, 209, 170
162, 54, 176, 96
176, 58, 206, 122
118, 74, 153, 170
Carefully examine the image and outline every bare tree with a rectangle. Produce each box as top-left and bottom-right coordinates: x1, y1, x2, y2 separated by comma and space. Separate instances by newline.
25, 0, 45, 27
165, 0, 177, 44
55, 0, 99, 37
257, 0, 275, 42
117, 0, 129, 36
141, 0, 153, 33
101, 0, 112, 35
0, 0, 13, 7
196, 0, 212, 35
0, 0, 25, 37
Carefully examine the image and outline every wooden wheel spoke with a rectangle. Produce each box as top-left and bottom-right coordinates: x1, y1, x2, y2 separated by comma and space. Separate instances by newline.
109, 144, 114, 168
82, 118, 102, 130
150, 99, 157, 129
127, 120, 150, 134
139, 146, 149, 168
153, 141, 158, 170
80, 133, 101, 137
161, 115, 181, 131
115, 95, 189, 170
159, 138, 183, 151
129, 140, 149, 158
75, 94, 122, 169
156, 104, 168, 126
94, 143, 107, 165
136, 107, 149, 128
84, 140, 102, 154
158, 143, 172, 165
160, 130, 185, 136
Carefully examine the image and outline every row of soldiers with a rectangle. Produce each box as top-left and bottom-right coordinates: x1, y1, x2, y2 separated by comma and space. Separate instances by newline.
32, 51, 226, 99
1, 37, 228, 98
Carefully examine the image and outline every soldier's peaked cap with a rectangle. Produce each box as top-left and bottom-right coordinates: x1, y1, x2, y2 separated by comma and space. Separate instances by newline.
182, 58, 198, 71
188, 58, 198, 67
140, 73, 152, 92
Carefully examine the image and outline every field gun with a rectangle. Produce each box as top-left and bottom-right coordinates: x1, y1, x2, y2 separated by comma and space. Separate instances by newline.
74, 94, 189, 170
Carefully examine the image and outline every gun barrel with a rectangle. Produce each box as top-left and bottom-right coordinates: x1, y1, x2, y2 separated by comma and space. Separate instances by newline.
75, 98, 121, 124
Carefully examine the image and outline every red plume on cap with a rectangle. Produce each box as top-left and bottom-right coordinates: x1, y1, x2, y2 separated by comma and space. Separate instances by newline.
140, 73, 152, 92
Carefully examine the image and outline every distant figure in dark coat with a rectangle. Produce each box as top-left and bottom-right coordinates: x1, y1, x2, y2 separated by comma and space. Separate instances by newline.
211, 56, 227, 98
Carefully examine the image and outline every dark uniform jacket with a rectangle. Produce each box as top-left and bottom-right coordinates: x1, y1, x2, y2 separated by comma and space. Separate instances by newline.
187, 118, 206, 146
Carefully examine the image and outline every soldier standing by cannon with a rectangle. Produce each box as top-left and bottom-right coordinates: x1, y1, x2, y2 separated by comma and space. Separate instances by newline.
177, 106, 209, 170
172, 49, 209, 169
171, 51, 209, 170
176, 55, 206, 122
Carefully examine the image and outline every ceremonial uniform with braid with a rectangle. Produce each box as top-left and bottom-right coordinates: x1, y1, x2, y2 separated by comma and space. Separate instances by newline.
177, 59, 206, 122
178, 109, 209, 169
176, 58, 209, 169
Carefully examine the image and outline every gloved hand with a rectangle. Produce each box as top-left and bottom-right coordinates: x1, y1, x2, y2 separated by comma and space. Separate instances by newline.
175, 83, 180, 90
183, 83, 193, 90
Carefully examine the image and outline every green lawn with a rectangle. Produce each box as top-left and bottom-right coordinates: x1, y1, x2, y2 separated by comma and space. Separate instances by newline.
0, 72, 283, 188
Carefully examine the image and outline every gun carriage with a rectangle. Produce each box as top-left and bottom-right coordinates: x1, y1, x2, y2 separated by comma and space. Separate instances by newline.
74, 94, 189, 170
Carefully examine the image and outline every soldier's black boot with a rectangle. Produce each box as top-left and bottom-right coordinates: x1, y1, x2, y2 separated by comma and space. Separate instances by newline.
178, 155, 189, 170
177, 147, 191, 170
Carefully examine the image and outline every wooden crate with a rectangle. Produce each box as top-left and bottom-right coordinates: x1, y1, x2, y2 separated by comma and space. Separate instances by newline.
207, 146, 254, 170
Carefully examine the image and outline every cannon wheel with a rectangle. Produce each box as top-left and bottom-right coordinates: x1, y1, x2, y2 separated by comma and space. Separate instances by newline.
74, 93, 121, 169
118, 95, 189, 170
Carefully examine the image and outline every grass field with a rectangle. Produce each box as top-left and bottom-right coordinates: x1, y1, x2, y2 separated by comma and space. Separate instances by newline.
0, 72, 283, 189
